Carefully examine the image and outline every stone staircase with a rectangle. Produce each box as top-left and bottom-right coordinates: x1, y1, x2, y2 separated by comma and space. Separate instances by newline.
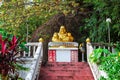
39, 62, 94, 80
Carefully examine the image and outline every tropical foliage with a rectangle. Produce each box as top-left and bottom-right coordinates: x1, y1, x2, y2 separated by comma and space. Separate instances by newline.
0, 0, 79, 41
90, 48, 111, 64
1, 0, 120, 43
81, 0, 120, 42
90, 43, 120, 80
0, 29, 29, 79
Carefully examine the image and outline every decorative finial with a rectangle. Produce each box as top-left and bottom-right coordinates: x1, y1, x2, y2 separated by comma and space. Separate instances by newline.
79, 43, 83, 49
86, 38, 90, 43
39, 38, 44, 42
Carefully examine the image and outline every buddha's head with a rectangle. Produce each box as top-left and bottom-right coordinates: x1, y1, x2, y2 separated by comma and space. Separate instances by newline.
59, 26, 66, 34
53, 32, 59, 38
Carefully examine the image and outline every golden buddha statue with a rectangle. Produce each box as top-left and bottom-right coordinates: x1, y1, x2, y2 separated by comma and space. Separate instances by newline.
58, 26, 67, 41
52, 32, 60, 42
52, 25, 74, 42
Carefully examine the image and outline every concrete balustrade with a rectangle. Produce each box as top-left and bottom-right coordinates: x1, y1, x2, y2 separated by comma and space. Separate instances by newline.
18, 42, 43, 80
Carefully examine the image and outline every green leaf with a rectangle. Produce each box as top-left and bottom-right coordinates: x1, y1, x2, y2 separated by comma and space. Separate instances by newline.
102, 49, 110, 54
19, 42, 29, 53
13, 63, 29, 71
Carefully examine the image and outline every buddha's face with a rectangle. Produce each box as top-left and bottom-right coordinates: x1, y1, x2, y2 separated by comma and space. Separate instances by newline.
59, 26, 66, 33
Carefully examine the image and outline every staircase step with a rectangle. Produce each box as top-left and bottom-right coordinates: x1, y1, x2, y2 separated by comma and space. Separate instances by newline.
39, 62, 94, 80
40, 76, 94, 80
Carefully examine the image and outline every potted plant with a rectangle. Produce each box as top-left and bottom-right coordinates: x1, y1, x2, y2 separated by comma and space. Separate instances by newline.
0, 29, 29, 80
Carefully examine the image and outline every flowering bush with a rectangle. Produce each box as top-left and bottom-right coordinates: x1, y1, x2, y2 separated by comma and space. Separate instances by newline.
0, 29, 29, 79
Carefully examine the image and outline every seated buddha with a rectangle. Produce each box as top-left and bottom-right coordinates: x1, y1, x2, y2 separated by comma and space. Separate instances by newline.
58, 26, 67, 41
52, 25, 74, 42
67, 32, 74, 42
52, 32, 60, 42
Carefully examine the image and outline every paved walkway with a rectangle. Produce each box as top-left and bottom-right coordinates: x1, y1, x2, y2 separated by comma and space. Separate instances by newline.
39, 62, 94, 80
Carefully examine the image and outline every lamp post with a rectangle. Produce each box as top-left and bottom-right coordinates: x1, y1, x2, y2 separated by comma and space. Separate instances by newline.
106, 18, 111, 43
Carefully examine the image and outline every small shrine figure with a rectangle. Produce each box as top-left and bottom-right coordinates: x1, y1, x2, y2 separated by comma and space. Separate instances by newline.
52, 32, 60, 42
67, 32, 74, 42
62, 32, 74, 42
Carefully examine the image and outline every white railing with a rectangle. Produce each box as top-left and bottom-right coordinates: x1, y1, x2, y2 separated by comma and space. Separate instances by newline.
18, 42, 43, 80
86, 42, 115, 80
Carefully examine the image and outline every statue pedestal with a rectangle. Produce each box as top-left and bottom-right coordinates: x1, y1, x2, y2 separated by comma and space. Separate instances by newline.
48, 42, 78, 62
